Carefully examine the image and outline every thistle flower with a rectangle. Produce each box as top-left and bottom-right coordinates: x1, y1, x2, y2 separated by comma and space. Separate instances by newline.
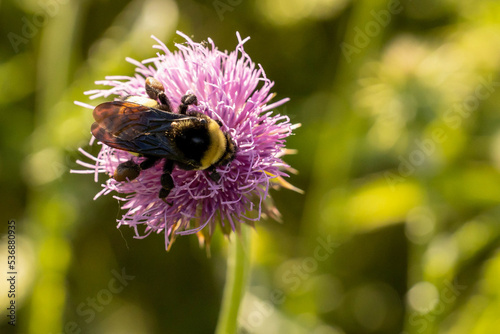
73, 31, 300, 250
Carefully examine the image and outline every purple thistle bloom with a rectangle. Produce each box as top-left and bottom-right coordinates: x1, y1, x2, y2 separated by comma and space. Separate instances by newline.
73, 31, 301, 250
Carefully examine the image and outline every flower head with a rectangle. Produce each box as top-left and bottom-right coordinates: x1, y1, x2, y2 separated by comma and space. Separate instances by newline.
73, 31, 300, 250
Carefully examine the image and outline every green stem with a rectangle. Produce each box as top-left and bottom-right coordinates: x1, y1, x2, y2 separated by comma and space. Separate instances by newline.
215, 226, 252, 334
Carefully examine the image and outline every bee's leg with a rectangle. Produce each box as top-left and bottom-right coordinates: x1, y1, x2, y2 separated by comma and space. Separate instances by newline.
159, 160, 175, 200
178, 94, 198, 115
114, 156, 161, 182
139, 156, 161, 170
207, 166, 221, 183
145, 77, 163, 100
114, 160, 141, 182
155, 91, 174, 113
145, 77, 173, 112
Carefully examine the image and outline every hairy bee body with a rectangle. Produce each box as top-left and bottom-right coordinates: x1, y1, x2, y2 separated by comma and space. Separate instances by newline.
91, 77, 236, 199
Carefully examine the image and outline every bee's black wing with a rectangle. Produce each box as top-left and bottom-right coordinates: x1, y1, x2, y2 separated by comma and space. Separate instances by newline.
91, 101, 191, 157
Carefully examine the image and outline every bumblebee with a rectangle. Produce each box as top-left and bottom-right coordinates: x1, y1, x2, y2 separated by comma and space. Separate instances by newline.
91, 77, 236, 199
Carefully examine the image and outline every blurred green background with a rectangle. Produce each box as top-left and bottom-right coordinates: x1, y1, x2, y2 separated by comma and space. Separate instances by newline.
2, 0, 500, 333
